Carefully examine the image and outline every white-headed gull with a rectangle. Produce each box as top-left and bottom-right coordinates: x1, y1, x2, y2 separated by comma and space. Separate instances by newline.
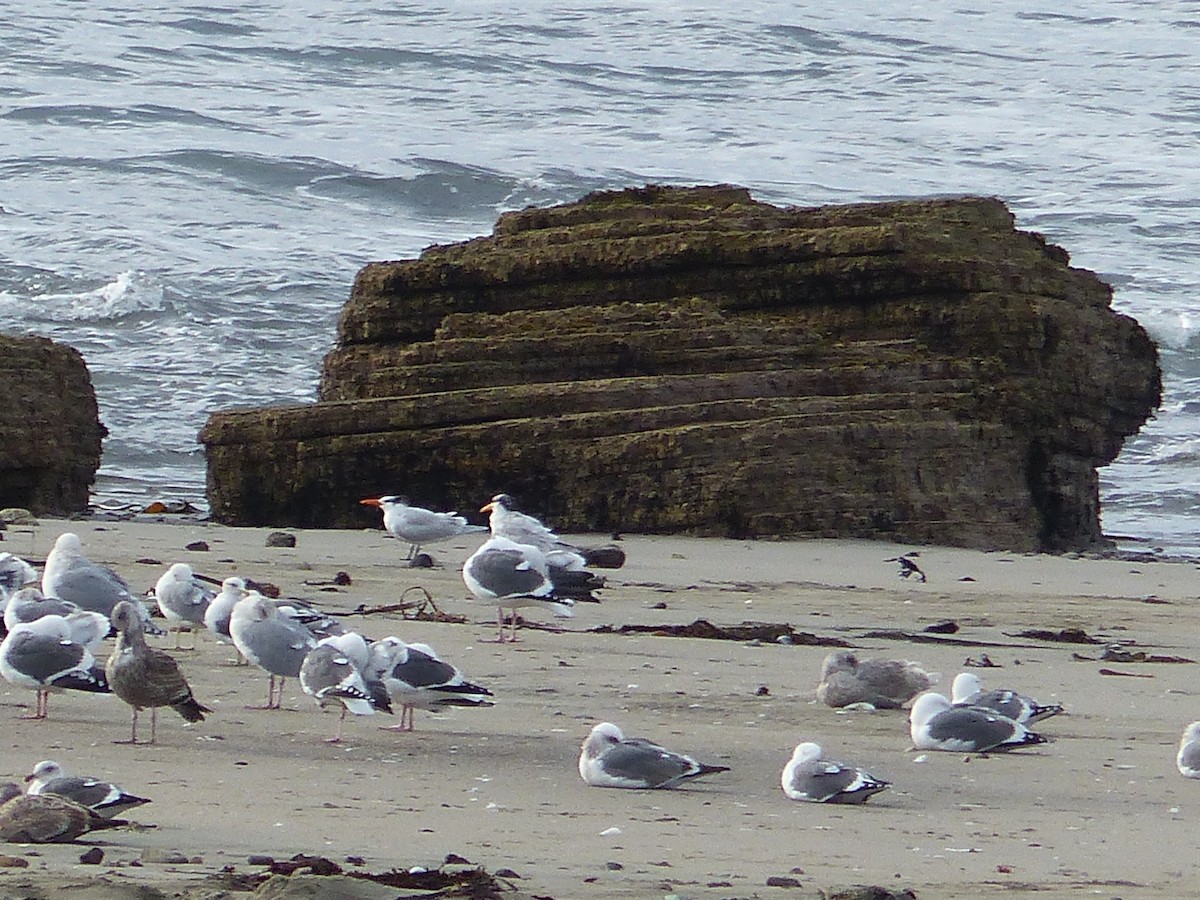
909, 691, 1047, 752
300, 634, 391, 742
360, 495, 487, 561
154, 563, 214, 649
25, 759, 150, 818
367, 636, 493, 731
4, 586, 81, 631
229, 592, 317, 709
42, 533, 159, 631
1177, 722, 1200, 778
0, 552, 38, 606
951, 671, 1064, 723
0, 615, 109, 718
578, 722, 729, 789
781, 742, 890, 804
463, 535, 600, 642
817, 650, 939, 709
106, 601, 210, 744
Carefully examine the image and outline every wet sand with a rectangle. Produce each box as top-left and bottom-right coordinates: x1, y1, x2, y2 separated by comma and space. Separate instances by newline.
1, 518, 1198, 898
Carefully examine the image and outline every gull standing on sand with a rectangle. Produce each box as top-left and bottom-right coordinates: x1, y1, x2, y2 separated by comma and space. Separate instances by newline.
106, 600, 210, 744
909, 691, 1047, 752
154, 563, 214, 649
578, 722, 730, 789
462, 535, 598, 642
816, 650, 939, 709
1177, 722, 1200, 777
42, 533, 158, 631
229, 591, 317, 709
781, 742, 890, 804
360, 495, 487, 561
367, 636, 494, 731
481, 493, 625, 569
0, 615, 109, 719
24, 759, 151, 818
300, 635, 391, 742
951, 672, 1064, 724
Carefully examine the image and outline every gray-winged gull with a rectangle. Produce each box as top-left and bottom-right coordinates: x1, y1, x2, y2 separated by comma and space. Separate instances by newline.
578, 721, 730, 789
909, 691, 1047, 752
106, 600, 210, 744
463, 535, 599, 642
3, 586, 81, 631
781, 742, 890, 804
154, 562, 214, 649
42, 533, 159, 631
299, 634, 391, 742
0, 552, 38, 606
229, 591, 317, 709
1177, 722, 1200, 778
951, 671, 1064, 724
24, 759, 150, 818
0, 615, 109, 718
366, 636, 494, 731
816, 650, 939, 709
361, 495, 487, 561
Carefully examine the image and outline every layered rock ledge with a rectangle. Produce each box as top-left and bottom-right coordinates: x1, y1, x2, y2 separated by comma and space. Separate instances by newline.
0, 333, 106, 515
200, 186, 1161, 551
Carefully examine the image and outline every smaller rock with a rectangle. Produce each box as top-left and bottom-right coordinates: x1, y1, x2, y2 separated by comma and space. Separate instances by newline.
248, 854, 276, 866
333, 571, 352, 586
605, 861, 624, 870
409, 552, 434, 568
766, 875, 802, 888
185, 540, 210, 552
141, 848, 190, 865
0, 855, 29, 868
79, 847, 104, 865
266, 532, 297, 548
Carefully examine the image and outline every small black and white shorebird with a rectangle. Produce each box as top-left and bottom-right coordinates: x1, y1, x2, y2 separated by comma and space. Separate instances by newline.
780, 742, 890, 804
360, 495, 487, 562
578, 722, 729, 789
24, 759, 151, 818
910, 691, 1047, 753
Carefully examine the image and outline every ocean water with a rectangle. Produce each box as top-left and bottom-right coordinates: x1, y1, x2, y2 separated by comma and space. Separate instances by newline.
1, 2, 1198, 551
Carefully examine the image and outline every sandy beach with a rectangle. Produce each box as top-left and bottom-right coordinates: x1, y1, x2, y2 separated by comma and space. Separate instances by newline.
1, 517, 1198, 899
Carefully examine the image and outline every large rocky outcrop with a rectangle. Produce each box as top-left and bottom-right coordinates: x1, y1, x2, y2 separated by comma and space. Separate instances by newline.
200, 186, 1161, 551
0, 334, 106, 515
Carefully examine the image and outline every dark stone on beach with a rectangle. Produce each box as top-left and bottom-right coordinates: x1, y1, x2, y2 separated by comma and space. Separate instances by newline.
0, 334, 106, 516
200, 187, 1161, 552
78, 846, 104, 865
185, 540, 210, 552
266, 531, 297, 548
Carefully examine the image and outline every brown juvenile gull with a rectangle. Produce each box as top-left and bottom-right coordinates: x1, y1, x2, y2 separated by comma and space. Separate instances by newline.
0, 615, 110, 719
154, 562, 214, 649
360, 495, 487, 562
25, 759, 150, 818
106, 600, 211, 744
1177, 722, 1200, 778
0, 781, 96, 843
816, 650, 938, 709
366, 636, 494, 732
578, 722, 729, 789
780, 742, 890, 804
909, 691, 1047, 752
229, 591, 317, 708
951, 671, 1064, 724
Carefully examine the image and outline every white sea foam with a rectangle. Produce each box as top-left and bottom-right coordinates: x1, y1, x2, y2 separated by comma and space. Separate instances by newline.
18, 271, 164, 323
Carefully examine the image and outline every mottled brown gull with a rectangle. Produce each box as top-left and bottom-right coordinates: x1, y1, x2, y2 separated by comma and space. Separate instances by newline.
106, 600, 210, 744
816, 650, 938, 709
